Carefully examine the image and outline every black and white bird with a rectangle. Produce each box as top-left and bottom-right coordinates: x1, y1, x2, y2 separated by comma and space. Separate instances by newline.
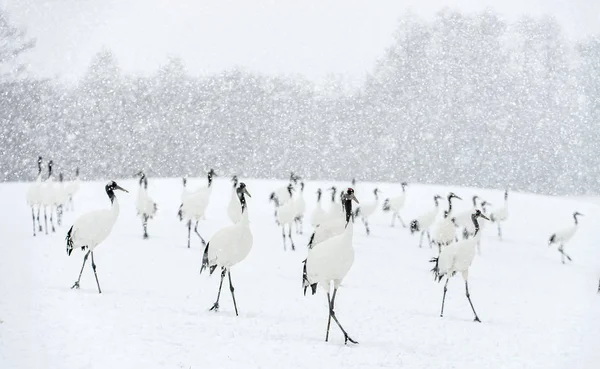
293, 181, 306, 235
66, 181, 128, 293
354, 188, 381, 235
310, 188, 327, 228
431, 192, 462, 252
200, 183, 253, 316
179, 169, 217, 248
135, 171, 158, 239
409, 195, 443, 248
548, 211, 584, 264
270, 184, 297, 251
382, 182, 408, 227
489, 190, 509, 240
302, 188, 360, 344
25, 156, 44, 236
430, 209, 490, 322
40, 160, 57, 234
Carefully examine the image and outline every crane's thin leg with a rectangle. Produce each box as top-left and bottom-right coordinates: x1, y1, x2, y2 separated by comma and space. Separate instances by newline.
465, 280, 480, 322
427, 231, 432, 247
210, 268, 226, 312
90, 251, 102, 294
57, 205, 63, 226
44, 207, 48, 235
193, 221, 206, 246
325, 292, 333, 342
298, 217, 303, 235
328, 288, 358, 344
597, 278, 600, 294
49, 208, 56, 232
187, 220, 191, 248
36, 207, 42, 232
418, 231, 424, 248
364, 218, 370, 236
228, 271, 239, 316
558, 245, 572, 264
497, 223, 502, 240
142, 215, 148, 239
281, 226, 286, 251
397, 215, 407, 228
288, 225, 295, 251
440, 277, 450, 317
71, 251, 89, 289
31, 207, 36, 236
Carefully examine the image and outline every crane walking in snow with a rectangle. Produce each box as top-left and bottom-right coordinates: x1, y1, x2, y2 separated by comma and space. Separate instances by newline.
66, 181, 128, 294
489, 189, 509, 240
200, 183, 252, 316
179, 169, 217, 248
430, 209, 489, 322
548, 211, 584, 264
302, 187, 360, 344
409, 194, 442, 248
354, 188, 381, 235
135, 171, 158, 239
26, 156, 44, 236
382, 182, 408, 227
270, 184, 297, 251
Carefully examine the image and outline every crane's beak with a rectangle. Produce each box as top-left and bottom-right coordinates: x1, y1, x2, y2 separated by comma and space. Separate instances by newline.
455, 195, 463, 200
480, 214, 490, 221
244, 188, 252, 198
352, 194, 359, 204
116, 185, 129, 193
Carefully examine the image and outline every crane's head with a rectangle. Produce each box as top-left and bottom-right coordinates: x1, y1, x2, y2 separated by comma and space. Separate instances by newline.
473, 209, 490, 221
345, 188, 359, 204
373, 188, 381, 195
37, 156, 42, 165
504, 189, 509, 199
351, 178, 356, 186
448, 192, 462, 201
287, 183, 295, 195
300, 181, 305, 191
329, 186, 337, 192
573, 211, 584, 219
316, 188, 322, 195
401, 182, 408, 189
472, 195, 480, 206
237, 182, 251, 198
231, 175, 238, 183
208, 169, 217, 177
106, 181, 128, 194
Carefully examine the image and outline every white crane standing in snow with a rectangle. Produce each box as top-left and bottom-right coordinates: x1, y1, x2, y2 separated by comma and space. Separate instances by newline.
65, 167, 81, 211
489, 189, 509, 240
310, 188, 327, 228
227, 175, 241, 224
200, 183, 252, 316
40, 160, 57, 235
382, 182, 408, 227
66, 181, 128, 293
409, 195, 443, 248
293, 181, 306, 235
430, 209, 490, 322
179, 169, 217, 248
26, 156, 44, 236
354, 188, 381, 235
135, 171, 158, 239
431, 192, 462, 253
302, 187, 360, 344
270, 184, 297, 251
548, 211, 584, 264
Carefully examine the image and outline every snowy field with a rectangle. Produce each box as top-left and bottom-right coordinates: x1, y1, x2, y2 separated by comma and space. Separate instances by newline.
1, 177, 600, 369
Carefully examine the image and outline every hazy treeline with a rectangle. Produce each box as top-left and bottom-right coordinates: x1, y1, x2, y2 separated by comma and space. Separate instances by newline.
1, 9, 599, 195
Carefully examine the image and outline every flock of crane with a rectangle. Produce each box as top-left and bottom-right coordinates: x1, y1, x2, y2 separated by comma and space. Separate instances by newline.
23, 158, 593, 344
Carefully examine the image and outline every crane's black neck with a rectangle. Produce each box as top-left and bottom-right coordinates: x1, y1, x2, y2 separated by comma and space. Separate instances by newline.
573, 214, 579, 225
237, 188, 247, 213
471, 214, 481, 235
37, 158, 42, 175
342, 196, 353, 223
207, 173, 213, 187
143, 178, 148, 189
317, 191, 322, 202
434, 196, 440, 207
447, 196, 454, 213
106, 187, 116, 204
472, 196, 478, 207
331, 188, 337, 202
270, 193, 280, 207
287, 187, 293, 198
232, 177, 238, 189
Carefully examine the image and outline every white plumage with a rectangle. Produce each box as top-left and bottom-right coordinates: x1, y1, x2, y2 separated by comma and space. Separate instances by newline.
135, 172, 158, 239
293, 181, 306, 235
66, 181, 128, 294
431, 192, 462, 252
25, 156, 44, 236
409, 194, 442, 248
310, 188, 327, 228
179, 169, 216, 248
430, 209, 489, 322
548, 211, 583, 264
354, 188, 381, 235
200, 183, 253, 316
271, 184, 297, 251
227, 175, 241, 224
302, 188, 359, 344
39, 160, 57, 234
489, 189, 509, 240
382, 182, 408, 227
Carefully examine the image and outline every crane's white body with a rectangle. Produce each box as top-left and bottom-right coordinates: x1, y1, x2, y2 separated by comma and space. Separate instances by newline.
293, 187, 306, 221
26, 173, 43, 208
181, 180, 213, 221
410, 195, 442, 247
227, 179, 242, 224
357, 189, 380, 220
308, 212, 347, 247
489, 190, 509, 240
136, 184, 157, 219
310, 190, 327, 228
432, 216, 456, 247
436, 230, 484, 278
275, 192, 296, 226
204, 208, 253, 269
382, 183, 407, 227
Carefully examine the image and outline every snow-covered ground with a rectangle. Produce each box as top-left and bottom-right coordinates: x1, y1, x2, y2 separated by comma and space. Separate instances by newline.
1, 177, 599, 369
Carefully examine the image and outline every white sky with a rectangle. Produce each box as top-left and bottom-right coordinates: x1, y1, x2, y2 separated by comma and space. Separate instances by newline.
2, 0, 599, 85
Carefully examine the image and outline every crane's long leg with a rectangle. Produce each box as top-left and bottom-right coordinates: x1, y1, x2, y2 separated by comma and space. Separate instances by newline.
31, 207, 36, 236
440, 277, 450, 317
418, 231, 424, 248
49, 207, 56, 232
426, 231, 432, 248
327, 288, 358, 344
558, 244, 572, 264
465, 280, 481, 322
36, 207, 42, 232
71, 251, 90, 289
281, 226, 286, 251
90, 251, 102, 294
142, 214, 148, 239
364, 218, 370, 236
44, 207, 48, 235
187, 220, 191, 248
288, 225, 295, 251
210, 268, 226, 312
298, 217, 303, 235
397, 214, 407, 228
57, 205, 63, 226
497, 223, 502, 240
193, 221, 206, 246
325, 292, 333, 342
228, 271, 239, 316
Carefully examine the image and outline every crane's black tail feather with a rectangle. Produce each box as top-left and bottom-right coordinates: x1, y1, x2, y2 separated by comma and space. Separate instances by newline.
549, 234, 556, 246
409, 220, 419, 234
66, 226, 74, 256
200, 242, 211, 275
429, 257, 444, 283
302, 259, 317, 296
382, 199, 391, 212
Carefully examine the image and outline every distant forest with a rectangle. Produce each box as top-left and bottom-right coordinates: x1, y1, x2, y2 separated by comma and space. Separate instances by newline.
1, 8, 600, 195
